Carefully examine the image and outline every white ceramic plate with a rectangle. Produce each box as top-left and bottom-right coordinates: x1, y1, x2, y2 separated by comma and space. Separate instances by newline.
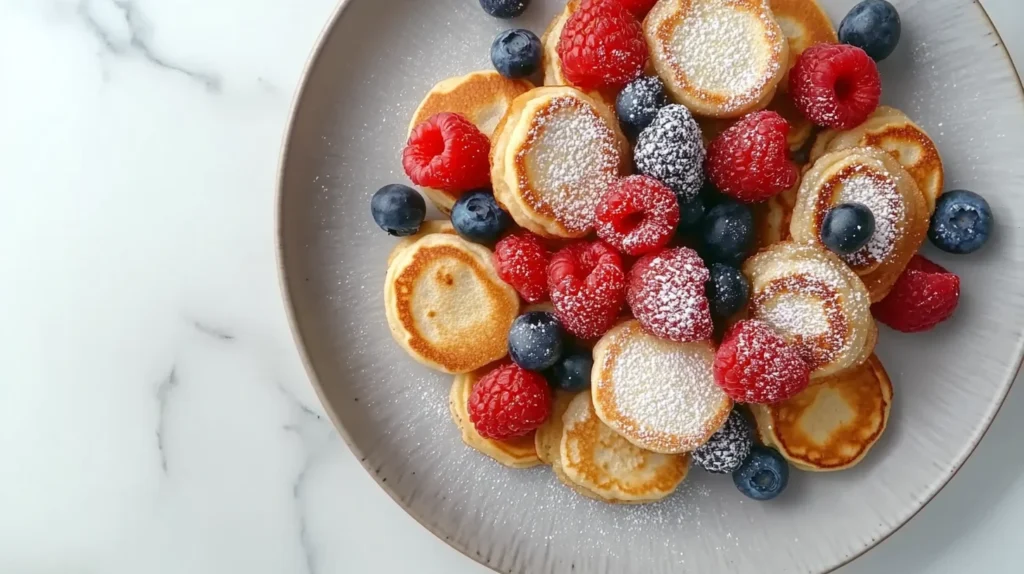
277, 1, 1024, 571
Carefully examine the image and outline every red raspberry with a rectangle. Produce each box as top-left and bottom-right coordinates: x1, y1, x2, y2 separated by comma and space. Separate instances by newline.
615, 0, 659, 17
595, 175, 680, 257
402, 112, 491, 193
705, 111, 799, 203
557, 0, 648, 91
789, 44, 881, 130
548, 241, 627, 339
494, 233, 551, 303
468, 364, 551, 440
627, 247, 713, 342
872, 255, 961, 333
714, 320, 811, 404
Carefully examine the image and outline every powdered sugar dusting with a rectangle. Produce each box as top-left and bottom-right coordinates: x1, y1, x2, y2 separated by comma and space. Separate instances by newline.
758, 292, 830, 336
627, 248, 713, 342
832, 169, 903, 268
519, 96, 622, 233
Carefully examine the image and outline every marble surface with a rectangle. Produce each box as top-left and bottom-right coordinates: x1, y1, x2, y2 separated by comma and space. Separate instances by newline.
0, 0, 1020, 572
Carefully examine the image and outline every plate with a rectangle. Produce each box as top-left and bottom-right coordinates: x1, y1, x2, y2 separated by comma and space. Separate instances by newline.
277, 1, 1024, 572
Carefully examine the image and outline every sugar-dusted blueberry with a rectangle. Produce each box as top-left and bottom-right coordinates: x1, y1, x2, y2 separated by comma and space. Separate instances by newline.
545, 348, 593, 392
929, 189, 993, 254
491, 29, 542, 79
706, 263, 750, 319
733, 445, 790, 501
370, 183, 426, 237
839, 0, 901, 62
821, 202, 875, 255
479, 0, 530, 19
451, 190, 511, 244
508, 311, 565, 371
616, 76, 670, 139
700, 201, 754, 266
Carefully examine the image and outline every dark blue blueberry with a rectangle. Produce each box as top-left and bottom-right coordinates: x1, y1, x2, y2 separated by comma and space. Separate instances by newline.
545, 349, 593, 392
700, 201, 754, 266
490, 29, 542, 79
451, 190, 511, 244
677, 193, 706, 234
820, 202, 875, 255
616, 76, 670, 139
479, 0, 529, 18
706, 263, 750, 320
838, 0, 901, 61
508, 312, 564, 371
929, 189, 993, 254
692, 410, 753, 474
700, 182, 730, 208
370, 184, 426, 237
733, 445, 790, 501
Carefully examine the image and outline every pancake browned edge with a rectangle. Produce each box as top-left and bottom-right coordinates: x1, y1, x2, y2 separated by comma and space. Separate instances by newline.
449, 365, 541, 469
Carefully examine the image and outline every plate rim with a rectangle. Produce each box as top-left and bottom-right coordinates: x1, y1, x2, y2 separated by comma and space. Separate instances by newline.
275, 1, 1024, 572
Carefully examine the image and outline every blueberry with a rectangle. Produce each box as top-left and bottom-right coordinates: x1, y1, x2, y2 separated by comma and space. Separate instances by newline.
706, 263, 750, 319
676, 193, 706, 235
929, 189, 993, 254
479, 0, 529, 19
838, 0, 901, 61
371, 184, 426, 236
491, 29, 542, 79
545, 349, 593, 392
451, 190, 511, 244
820, 202, 875, 255
508, 312, 565, 371
616, 76, 670, 139
692, 410, 753, 474
733, 445, 790, 501
700, 201, 754, 266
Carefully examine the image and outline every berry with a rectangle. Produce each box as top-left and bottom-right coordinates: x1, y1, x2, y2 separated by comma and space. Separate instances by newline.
733, 445, 790, 501
494, 233, 551, 303
706, 263, 750, 320
692, 410, 754, 474
548, 241, 627, 340
595, 175, 680, 257
450, 190, 511, 244
468, 364, 551, 440
616, 76, 670, 139
615, 0, 659, 17
634, 105, 707, 202
839, 0, 901, 62
701, 201, 755, 266
370, 184, 426, 236
557, 0, 647, 91
403, 112, 491, 193
508, 311, 565, 371
714, 320, 811, 404
479, 0, 529, 19
545, 349, 594, 392
821, 202, 876, 255
677, 194, 706, 234
871, 255, 960, 333
491, 29, 542, 79
627, 247, 714, 342
789, 44, 881, 130
705, 111, 799, 203
928, 189, 993, 255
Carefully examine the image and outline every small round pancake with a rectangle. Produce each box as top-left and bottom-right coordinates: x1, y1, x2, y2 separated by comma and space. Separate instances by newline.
791, 147, 929, 302
535, 390, 577, 465
386, 220, 457, 268
769, 0, 837, 76
384, 233, 519, 374
449, 365, 541, 469
645, 0, 789, 118
592, 320, 732, 454
753, 179, 800, 249
752, 354, 893, 471
560, 392, 689, 503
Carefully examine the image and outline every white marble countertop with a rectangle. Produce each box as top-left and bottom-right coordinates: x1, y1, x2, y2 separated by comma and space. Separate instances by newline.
0, 0, 1020, 572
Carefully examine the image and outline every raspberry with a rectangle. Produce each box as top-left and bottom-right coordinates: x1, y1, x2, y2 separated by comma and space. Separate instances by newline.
627, 247, 713, 342
494, 233, 551, 303
595, 175, 680, 257
468, 364, 551, 440
615, 0, 659, 17
557, 0, 648, 91
714, 320, 811, 404
402, 112, 491, 193
548, 241, 627, 339
705, 111, 799, 203
789, 44, 881, 130
872, 254, 960, 333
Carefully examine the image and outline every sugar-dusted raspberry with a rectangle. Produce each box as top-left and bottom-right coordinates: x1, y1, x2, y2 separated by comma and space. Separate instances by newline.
468, 363, 551, 440
595, 175, 680, 257
548, 241, 627, 340
714, 320, 810, 404
705, 111, 799, 203
872, 254, 960, 333
494, 233, 551, 303
616, 0, 659, 17
789, 44, 881, 130
627, 247, 713, 342
402, 112, 491, 193
557, 0, 648, 91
